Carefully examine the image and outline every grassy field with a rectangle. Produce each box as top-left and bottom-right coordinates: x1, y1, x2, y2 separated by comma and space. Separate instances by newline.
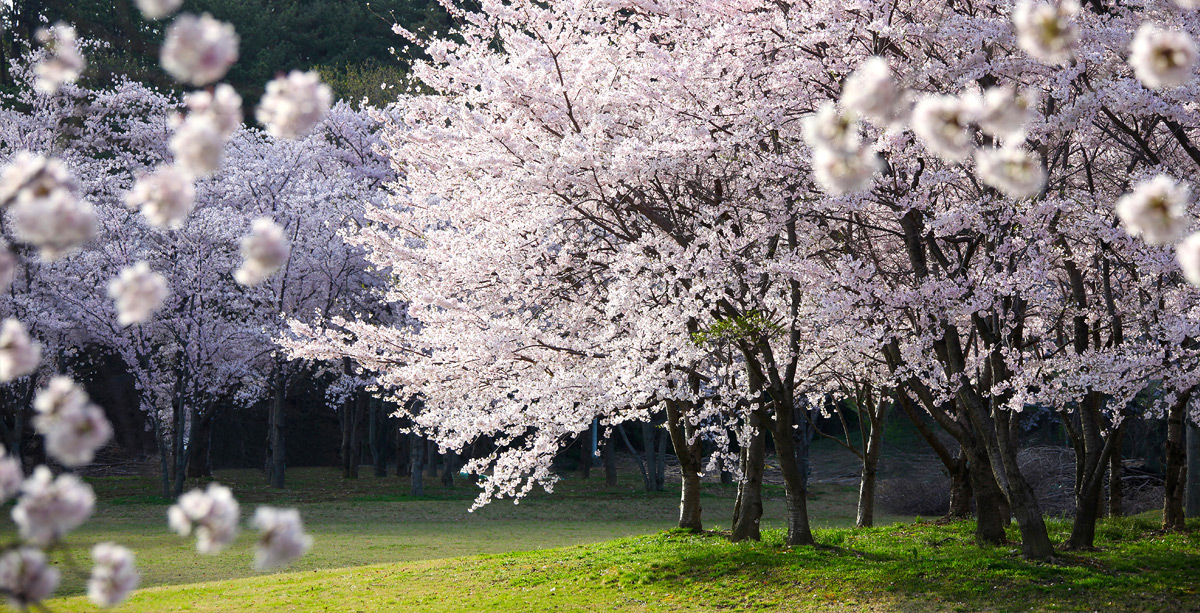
11, 464, 1198, 611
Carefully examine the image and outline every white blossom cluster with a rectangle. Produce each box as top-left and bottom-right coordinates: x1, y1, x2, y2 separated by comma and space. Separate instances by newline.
32, 376, 113, 467
33, 22, 85, 94
161, 13, 239, 86
234, 218, 291, 286
252, 507, 313, 570
12, 466, 95, 545
804, 79, 884, 195
0, 446, 23, 502
108, 261, 170, 326
0, 152, 96, 260
1013, 0, 1079, 66
0, 319, 41, 383
1116, 175, 1190, 246
0, 547, 59, 609
1129, 23, 1198, 90
168, 483, 240, 553
124, 164, 196, 228
88, 543, 140, 607
136, 0, 183, 21
257, 71, 333, 140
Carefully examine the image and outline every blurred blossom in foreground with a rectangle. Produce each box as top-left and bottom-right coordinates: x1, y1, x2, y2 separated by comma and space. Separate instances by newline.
1116, 175, 1191, 246
125, 165, 196, 229
33, 23, 85, 94
0, 547, 59, 609
161, 13, 239, 86
12, 466, 95, 545
257, 71, 333, 140
235, 218, 291, 286
252, 507, 313, 570
0, 318, 41, 383
108, 262, 170, 326
168, 483, 240, 554
88, 542, 139, 608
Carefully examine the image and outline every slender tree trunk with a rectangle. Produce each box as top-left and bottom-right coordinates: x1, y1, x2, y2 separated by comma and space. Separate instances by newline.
947, 455, 972, 519
1164, 388, 1194, 531
731, 412, 765, 542
441, 450, 457, 487
268, 369, 286, 489
395, 423, 410, 477
186, 411, 214, 478
157, 425, 171, 499
1109, 426, 1125, 517
768, 405, 816, 547
370, 398, 388, 477
410, 432, 424, 497
1187, 420, 1200, 519
663, 399, 703, 531
602, 434, 618, 486
579, 431, 592, 479
346, 392, 367, 479
618, 422, 652, 491
1066, 393, 1117, 549
654, 425, 667, 491
969, 456, 1008, 545
857, 406, 883, 528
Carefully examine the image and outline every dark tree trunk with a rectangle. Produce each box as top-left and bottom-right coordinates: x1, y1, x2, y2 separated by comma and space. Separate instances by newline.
441, 450, 457, 487
602, 434, 618, 487
664, 399, 703, 532
1187, 420, 1200, 519
1109, 426, 1125, 517
857, 404, 883, 528
730, 412, 765, 542
369, 398, 388, 478
186, 411, 215, 479
409, 432, 425, 497
580, 423, 593, 479
1065, 393, 1119, 549
268, 369, 286, 489
1164, 388, 1194, 531
969, 455, 1008, 545
343, 391, 367, 479
639, 422, 663, 492
395, 423, 410, 478
157, 423, 171, 499
947, 454, 972, 519
654, 425, 667, 491
767, 405, 816, 547
618, 422, 653, 491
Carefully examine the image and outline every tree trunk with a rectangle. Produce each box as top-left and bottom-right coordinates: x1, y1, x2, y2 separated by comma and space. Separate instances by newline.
580, 422, 593, 479
768, 405, 816, 547
345, 391, 367, 479
731, 412, 765, 542
969, 457, 1008, 545
1187, 420, 1200, 519
602, 433, 618, 486
1109, 426, 1125, 517
856, 406, 883, 528
369, 398, 388, 477
663, 399, 703, 531
947, 455, 972, 519
157, 424, 170, 499
1164, 388, 1193, 531
1065, 393, 1118, 549
395, 423, 410, 478
268, 369, 286, 489
186, 411, 214, 478
654, 425, 667, 491
618, 422, 652, 491
441, 450, 457, 487
409, 432, 424, 497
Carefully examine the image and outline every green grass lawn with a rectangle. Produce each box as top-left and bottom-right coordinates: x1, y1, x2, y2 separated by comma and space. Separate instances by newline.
10, 466, 1198, 611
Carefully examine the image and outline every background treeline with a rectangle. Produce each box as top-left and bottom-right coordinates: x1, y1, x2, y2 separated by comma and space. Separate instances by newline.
0, 0, 453, 105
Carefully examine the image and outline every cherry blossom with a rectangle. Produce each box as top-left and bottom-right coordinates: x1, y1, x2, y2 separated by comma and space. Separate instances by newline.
88, 543, 139, 608
0, 318, 41, 383
108, 262, 170, 326
256, 71, 333, 139
911, 95, 975, 162
0, 548, 59, 609
840, 57, 906, 127
124, 165, 196, 228
12, 467, 95, 545
234, 218, 290, 286
32, 23, 85, 95
170, 115, 225, 177
32, 377, 112, 467
160, 13, 239, 86
136, 0, 183, 21
974, 86, 1036, 143
1128, 23, 1198, 90
168, 483, 240, 554
0, 152, 77, 208
1177, 232, 1200, 286
185, 84, 243, 140
252, 507, 312, 570
1115, 175, 1191, 246
975, 147, 1046, 199
1013, 0, 1079, 66
0, 446, 23, 503
813, 146, 881, 195
802, 102, 861, 152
